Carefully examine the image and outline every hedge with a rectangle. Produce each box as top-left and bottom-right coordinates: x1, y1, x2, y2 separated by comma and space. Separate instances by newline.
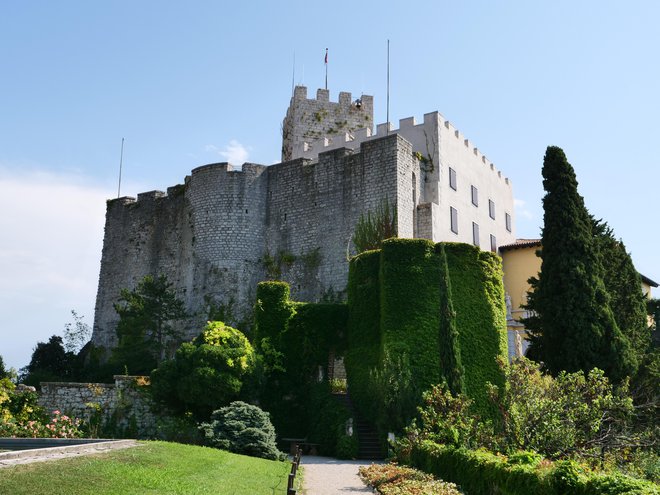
410, 441, 658, 495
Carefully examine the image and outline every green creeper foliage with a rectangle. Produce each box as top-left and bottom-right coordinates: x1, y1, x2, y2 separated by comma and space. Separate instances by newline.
113, 274, 188, 372
253, 281, 294, 347
346, 239, 507, 431
200, 401, 285, 460
151, 321, 255, 419
352, 198, 397, 254
443, 243, 508, 417
380, 239, 442, 396
437, 245, 465, 396
250, 281, 349, 453
345, 250, 381, 422
525, 146, 636, 382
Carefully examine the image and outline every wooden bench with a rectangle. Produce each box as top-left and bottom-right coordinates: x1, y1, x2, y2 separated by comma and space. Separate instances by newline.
281, 438, 320, 456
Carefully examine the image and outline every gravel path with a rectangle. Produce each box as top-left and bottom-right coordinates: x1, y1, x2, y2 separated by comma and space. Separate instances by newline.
301, 456, 381, 494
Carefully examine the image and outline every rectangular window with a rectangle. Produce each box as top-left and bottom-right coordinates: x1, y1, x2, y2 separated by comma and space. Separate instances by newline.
490, 234, 497, 252
472, 222, 480, 247
489, 199, 495, 219
450, 207, 458, 234
471, 185, 478, 207
505, 212, 512, 232
449, 167, 457, 191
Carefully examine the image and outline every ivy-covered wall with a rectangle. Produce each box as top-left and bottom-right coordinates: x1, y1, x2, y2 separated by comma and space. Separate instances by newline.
345, 239, 507, 428
443, 243, 508, 416
345, 250, 382, 422
381, 239, 443, 392
253, 281, 349, 453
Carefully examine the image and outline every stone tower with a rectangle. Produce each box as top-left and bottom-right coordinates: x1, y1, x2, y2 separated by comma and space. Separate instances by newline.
281, 86, 373, 161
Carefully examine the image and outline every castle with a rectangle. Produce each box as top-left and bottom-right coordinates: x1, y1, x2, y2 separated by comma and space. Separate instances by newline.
92, 86, 516, 351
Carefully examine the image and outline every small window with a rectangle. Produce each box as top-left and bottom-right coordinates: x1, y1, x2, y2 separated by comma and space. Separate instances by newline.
489, 199, 495, 220
472, 222, 480, 247
490, 234, 497, 252
471, 185, 478, 207
505, 212, 512, 232
450, 207, 458, 234
449, 167, 457, 191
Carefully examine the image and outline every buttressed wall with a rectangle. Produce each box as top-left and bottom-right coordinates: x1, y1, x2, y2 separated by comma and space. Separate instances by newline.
93, 133, 417, 350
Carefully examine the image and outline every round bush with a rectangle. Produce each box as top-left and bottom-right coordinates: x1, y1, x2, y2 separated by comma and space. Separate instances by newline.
200, 401, 285, 460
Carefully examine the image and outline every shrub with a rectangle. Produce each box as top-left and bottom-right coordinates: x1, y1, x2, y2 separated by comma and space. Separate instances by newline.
336, 433, 359, 460
0, 409, 83, 439
151, 321, 255, 419
488, 358, 634, 461
199, 401, 285, 461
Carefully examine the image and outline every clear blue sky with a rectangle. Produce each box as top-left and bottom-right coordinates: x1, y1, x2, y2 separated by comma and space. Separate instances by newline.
1, 1, 659, 370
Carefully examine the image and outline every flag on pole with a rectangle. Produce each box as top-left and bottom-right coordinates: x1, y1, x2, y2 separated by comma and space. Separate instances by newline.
324, 48, 328, 90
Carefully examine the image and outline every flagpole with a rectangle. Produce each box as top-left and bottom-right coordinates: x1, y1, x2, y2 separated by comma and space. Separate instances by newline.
117, 137, 124, 198
292, 50, 296, 96
325, 48, 328, 90
387, 40, 390, 135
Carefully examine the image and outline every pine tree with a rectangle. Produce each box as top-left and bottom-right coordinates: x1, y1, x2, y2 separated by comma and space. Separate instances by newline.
113, 274, 187, 372
437, 245, 465, 395
524, 146, 636, 381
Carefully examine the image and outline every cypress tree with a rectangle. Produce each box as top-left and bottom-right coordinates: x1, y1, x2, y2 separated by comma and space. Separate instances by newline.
525, 146, 636, 381
592, 217, 649, 363
437, 245, 465, 395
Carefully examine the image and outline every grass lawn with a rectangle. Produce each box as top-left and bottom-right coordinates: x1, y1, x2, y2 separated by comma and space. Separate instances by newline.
0, 441, 294, 495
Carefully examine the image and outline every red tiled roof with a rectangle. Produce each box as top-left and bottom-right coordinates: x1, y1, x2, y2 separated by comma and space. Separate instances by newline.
498, 239, 541, 252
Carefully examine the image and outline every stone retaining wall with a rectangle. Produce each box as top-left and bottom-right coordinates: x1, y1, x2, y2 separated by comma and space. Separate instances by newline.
39, 376, 156, 438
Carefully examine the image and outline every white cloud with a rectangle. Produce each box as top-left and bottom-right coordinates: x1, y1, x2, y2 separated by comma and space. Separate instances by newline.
514, 198, 534, 220
0, 168, 113, 370
205, 140, 250, 165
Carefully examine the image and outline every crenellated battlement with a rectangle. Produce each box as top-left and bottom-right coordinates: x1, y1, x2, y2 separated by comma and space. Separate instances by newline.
283, 85, 374, 162
297, 110, 511, 186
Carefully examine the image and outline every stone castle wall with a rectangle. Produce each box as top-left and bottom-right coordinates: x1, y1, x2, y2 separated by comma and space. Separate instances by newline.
92, 133, 417, 351
92, 85, 515, 353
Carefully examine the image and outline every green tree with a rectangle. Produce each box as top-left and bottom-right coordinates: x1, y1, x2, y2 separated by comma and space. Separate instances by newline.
437, 245, 465, 395
151, 321, 255, 419
0, 356, 8, 380
113, 274, 187, 373
22, 335, 73, 386
352, 198, 397, 254
592, 218, 650, 360
524, 146, 636, 382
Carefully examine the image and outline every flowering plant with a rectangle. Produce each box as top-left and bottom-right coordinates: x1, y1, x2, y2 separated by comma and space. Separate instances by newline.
0, 409, 83, 438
